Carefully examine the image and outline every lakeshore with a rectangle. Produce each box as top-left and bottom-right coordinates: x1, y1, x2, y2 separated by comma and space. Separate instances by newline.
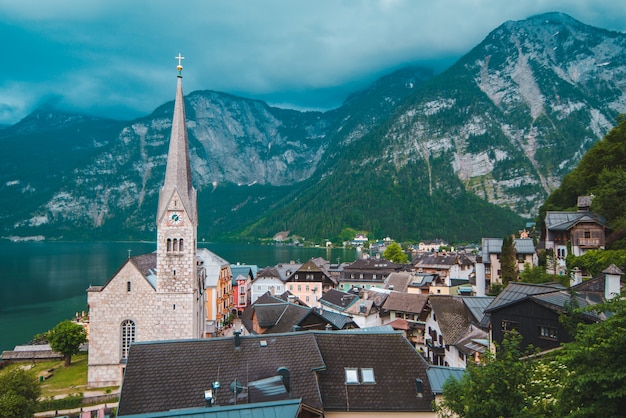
0, 241, 357, 352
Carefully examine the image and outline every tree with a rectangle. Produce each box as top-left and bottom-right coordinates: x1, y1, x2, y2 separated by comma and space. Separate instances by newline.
555, 297, 626, 416
0, 366, 41, 418
500, 235, 518, 285
435, 331, 537, 418
48, 320, 87, 367
383, 242, 408, 263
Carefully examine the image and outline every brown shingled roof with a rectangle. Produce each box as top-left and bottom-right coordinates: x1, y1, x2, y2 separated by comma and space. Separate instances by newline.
382, 292, 428, 315
118, 331, 434, 415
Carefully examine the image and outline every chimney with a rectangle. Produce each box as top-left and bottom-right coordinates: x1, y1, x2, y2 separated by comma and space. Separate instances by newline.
234, 331, 241, 349
603, 264, 623, 300
570, 267, 583, 286
277, 367, 291, 392
475, 261, 486, 297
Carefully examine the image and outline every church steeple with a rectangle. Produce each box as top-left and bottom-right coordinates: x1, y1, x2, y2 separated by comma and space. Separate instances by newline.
157, 54, 197, 226
156, 55, 199, 297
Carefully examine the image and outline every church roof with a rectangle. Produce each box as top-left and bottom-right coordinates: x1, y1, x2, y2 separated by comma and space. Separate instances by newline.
157, 68, 197, 225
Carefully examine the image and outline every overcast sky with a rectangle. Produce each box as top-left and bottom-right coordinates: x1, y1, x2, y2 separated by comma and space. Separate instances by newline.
1, 0, 625, 125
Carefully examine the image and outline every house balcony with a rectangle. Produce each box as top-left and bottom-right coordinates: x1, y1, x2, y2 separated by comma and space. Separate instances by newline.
577, 238, 601, 248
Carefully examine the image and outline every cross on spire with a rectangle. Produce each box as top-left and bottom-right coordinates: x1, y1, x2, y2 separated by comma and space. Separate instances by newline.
175, 53, 184, 76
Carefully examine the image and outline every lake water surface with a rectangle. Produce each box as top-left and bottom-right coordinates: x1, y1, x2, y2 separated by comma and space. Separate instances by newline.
0, 241, 357, 352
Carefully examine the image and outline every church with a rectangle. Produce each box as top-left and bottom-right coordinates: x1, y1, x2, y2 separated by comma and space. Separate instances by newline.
87, 56, 206, 388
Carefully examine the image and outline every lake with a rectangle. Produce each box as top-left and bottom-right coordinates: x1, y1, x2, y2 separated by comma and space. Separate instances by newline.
0, 241, 358, 353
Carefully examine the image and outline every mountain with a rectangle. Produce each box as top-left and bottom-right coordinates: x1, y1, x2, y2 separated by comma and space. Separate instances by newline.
241, 12, 626, 241
1, 12, 625, 243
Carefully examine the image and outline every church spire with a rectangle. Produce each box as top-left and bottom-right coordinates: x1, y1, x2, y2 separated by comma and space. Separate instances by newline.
157, 54, 197, 225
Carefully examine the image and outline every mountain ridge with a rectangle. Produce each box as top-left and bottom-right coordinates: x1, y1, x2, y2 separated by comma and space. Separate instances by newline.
1, 12, 624, 243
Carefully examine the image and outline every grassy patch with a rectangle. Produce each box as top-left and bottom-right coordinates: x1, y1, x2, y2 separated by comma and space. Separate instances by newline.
24, 352, 116, 399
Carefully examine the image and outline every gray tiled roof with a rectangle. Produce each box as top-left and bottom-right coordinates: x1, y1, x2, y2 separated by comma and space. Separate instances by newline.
545, 211, 607, 231
484, 282, 565, 313
426, 366, 466, 394
319, 289, 358, 310
481, 238, 535, 257
460, 296, 495, 325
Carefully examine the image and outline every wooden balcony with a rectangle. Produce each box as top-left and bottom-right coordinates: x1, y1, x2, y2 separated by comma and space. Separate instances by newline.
577, 238, 601, 247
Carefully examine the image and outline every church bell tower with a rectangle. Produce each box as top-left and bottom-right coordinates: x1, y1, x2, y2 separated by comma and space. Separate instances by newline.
155, 55, 203, 337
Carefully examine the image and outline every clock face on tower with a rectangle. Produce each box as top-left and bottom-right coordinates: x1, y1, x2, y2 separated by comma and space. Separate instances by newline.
167, 211, 184, 226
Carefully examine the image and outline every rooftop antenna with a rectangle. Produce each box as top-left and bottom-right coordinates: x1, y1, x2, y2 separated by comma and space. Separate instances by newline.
128, 249, 131, 259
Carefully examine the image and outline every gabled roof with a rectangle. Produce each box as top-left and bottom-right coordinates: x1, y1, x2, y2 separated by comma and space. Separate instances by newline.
484, 282, 565, 313
88, 252, 158, 292
381, 292, 428, 315
313, 332, 433, 412
118, 334, 326, 415
412, 252, 458, 268
427, 296, 471, 344
481, 238, 536, 258
460, 296, 495, 325
315, 308, 356, 330
230, 264, 257, 280
118, 331, 433, 415
426, 366, 466, 395
530, 290, 605, 321
383, 272, 413, 292
544, 210, 607, 231
255, 266, 282, 280
197, 248, 230, 288
343, 257, 406, 271
319, 289, 358, 310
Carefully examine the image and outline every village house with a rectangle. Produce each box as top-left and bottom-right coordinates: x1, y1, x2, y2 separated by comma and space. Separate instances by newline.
381, 292, 429, 347
241, 292, 356, 334
350, 233, 368, 247
200, 248, 233, 336
384, 271, 445, 294
543, 195, 609, 274
284, 258, 336, 307
116, 330, 436, 417
485, 265, 623, 351
411, 251, 475, 285
417, 239, 448, 253
338, 256, 409, 291
476, 237, 537, 291
249, 266, 287, 304
423, 295, 490, 368
230, 264, 256, 315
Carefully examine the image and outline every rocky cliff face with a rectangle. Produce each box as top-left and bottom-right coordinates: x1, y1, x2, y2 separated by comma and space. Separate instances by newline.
369, 12, 626, 219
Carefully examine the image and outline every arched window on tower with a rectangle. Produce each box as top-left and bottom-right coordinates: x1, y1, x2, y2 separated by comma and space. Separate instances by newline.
179, 238, 184, 252
121, 319, 136, 360
167, 238, 172, 252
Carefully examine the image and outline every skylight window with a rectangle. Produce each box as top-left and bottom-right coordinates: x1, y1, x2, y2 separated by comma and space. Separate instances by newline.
345, 368, 359, 384
361, 368, 375, 384
345, 367, 376, 385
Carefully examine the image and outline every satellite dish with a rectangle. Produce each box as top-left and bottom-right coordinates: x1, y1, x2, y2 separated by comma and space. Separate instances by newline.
229, 380, 244, 394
